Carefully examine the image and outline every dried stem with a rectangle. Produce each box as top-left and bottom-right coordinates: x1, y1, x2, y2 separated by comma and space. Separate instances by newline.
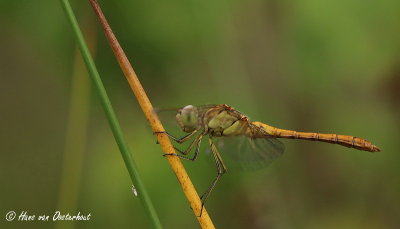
88, 0, 215, 228
60, 0, 162, 228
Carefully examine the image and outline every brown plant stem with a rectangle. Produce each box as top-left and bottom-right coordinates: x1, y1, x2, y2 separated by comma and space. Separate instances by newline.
88, 0, 215, 228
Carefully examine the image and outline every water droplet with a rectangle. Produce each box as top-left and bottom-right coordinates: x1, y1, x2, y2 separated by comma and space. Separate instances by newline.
131, 185, 138, 197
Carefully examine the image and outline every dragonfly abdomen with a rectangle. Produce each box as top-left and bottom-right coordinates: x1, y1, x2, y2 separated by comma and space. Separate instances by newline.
251, 121, 380, 152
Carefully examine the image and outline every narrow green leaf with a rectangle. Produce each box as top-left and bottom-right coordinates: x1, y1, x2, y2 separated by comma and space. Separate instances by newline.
60, 1, 163, 228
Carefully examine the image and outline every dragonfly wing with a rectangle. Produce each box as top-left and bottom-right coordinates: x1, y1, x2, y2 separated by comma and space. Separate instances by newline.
155, 104, 217, 126
154, 106, 184, 135
214, 136, 285, 171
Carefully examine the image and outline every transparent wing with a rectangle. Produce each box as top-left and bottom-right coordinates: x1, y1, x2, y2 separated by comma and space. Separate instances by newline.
196, 104, 219, 111
154, 106, 181, 133
155, 104, 219, 132
213, 136, 285, 171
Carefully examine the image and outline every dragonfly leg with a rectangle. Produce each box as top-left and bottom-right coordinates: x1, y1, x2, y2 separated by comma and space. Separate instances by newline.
171, 135, 204, 161
154, 130, 198, 144
164, 134, 204, 161
198, 138, 227, 216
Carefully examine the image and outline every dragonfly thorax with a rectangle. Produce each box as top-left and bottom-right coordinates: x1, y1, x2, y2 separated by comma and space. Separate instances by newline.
176, 105, 199, 132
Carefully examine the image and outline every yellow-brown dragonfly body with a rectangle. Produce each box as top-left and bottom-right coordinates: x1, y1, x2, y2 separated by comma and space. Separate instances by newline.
159, 104, 380, 215
189, 104, 380, 152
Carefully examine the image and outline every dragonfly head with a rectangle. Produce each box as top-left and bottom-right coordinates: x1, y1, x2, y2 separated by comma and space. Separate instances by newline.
176, 105, 199, 132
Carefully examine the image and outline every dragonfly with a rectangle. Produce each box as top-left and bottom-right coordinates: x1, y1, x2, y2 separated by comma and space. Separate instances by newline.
155, 104, 380, 214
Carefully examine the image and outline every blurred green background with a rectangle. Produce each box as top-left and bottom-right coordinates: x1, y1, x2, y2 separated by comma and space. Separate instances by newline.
1, 0, 399, 228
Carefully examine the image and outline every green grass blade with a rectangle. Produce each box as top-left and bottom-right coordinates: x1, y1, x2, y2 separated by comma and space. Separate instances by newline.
60, 1, 163, 228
